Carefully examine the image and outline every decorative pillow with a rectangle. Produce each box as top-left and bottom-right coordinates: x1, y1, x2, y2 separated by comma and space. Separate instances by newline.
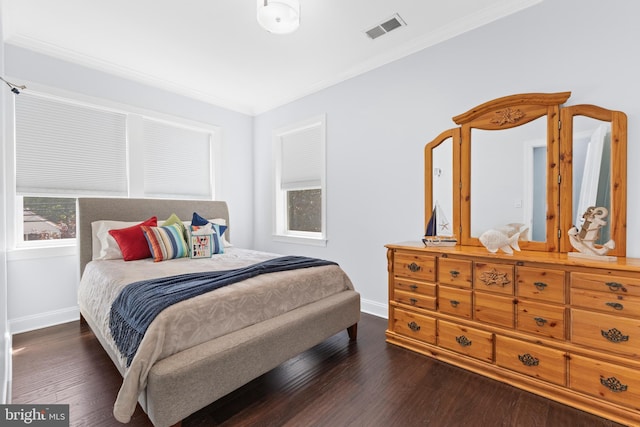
209, 223, 225, 254
189, 222, 224, 256
182, 218, 232, 247
161, 213, 189, 242
108, 217, 158, 261
191, 212, 210, 226
210, 218, 232, 247
142, 223, 189, 262
191, 212, 228, 250
92, 220, 140, 260
189, 223, 213, 258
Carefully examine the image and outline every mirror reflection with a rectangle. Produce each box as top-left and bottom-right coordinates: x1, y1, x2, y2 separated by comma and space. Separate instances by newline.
470, 116, 547, 241
431, 136, 454, 235
572, 117, 611, 245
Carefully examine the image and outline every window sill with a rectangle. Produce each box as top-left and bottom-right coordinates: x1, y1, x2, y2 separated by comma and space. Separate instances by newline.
272, 234, 327, 247
7, 243, 78, 261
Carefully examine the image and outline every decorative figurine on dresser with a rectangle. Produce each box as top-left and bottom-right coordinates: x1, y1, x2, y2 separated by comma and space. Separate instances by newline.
568, 206, 616, 260
386, 92, 640, 426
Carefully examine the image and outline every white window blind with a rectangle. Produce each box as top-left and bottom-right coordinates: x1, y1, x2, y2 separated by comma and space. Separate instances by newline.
15, 93, 128, 196
142, 118, 213, 199
280, 125, 322, 190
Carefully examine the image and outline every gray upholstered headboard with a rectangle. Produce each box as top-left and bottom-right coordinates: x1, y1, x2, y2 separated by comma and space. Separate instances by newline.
78, 198, 230, 275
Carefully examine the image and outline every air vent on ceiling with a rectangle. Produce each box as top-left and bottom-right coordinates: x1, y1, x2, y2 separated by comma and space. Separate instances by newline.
365, 14, 406, 40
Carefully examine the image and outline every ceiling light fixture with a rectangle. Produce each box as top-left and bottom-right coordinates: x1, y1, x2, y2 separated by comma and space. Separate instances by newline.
257, 0, 300, 34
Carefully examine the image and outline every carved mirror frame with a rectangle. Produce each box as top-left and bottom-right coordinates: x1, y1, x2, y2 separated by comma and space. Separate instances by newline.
559, 104, 627, 256
425, 92, 627, 256
425, 128, 460, 242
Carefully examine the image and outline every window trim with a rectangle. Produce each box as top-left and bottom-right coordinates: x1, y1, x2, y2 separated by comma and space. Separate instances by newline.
272, 114, 327, 246
5, 80, 223, 249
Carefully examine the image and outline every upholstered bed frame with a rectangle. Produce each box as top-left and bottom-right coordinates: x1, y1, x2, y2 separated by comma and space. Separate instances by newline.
77, 198, 361, 427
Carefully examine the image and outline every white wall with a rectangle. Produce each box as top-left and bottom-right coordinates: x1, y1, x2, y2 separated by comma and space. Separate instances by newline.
252, 0, 640, 317
3, 46, 255, 333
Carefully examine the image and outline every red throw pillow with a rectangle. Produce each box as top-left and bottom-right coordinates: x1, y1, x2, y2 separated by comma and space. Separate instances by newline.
108, 217, 158, 261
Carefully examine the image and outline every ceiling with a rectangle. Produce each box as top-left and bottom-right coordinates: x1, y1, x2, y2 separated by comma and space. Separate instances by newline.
3, 0, 541, 115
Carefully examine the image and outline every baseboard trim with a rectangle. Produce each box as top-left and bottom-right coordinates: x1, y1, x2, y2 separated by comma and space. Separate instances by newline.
361, 298, 387, 319
9, 306, 80, 335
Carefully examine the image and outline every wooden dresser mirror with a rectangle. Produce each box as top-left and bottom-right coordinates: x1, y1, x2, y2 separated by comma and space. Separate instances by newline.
425, 92, 627, 256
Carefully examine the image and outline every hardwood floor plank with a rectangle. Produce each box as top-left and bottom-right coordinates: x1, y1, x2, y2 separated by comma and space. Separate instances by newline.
11, 313, 623, 427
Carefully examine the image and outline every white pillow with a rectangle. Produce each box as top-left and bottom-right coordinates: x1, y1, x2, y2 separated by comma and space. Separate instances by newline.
91, 220, 140, 260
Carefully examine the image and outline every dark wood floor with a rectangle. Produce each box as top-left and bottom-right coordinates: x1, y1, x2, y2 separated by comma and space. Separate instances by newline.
11, 313, 624, 427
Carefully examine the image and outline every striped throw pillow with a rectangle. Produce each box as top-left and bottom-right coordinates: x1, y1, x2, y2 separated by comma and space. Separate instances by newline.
141, 223, 189, 262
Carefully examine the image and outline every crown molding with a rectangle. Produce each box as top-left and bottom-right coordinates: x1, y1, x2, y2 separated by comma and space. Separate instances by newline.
5, 0, 542, 116
5, 34, 256, 115
251, 0, 543, 114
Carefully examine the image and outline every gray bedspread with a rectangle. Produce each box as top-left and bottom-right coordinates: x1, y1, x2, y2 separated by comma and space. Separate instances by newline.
78, 248, 354, 423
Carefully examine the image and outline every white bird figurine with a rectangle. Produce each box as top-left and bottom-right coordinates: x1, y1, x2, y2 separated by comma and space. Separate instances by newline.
479, 229, 521, 254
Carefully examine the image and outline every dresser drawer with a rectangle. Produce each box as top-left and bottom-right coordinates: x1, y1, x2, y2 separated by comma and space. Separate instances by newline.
516, 266, 566, 304
517, 300, 566, 340
495, 335, 566, 386
394, 278, 436, 297
391, 307, 436, 344
571, 309, 640, 357
475, 262, 514, 295
571, 272, 640, 297
474, 293, 514, 328
438, 258, 472, 288
394, 252, 436, 281
571, 288, 640, 317
438, 286, 472, 319
395, 289, 436, 311
569, 354, 640, 411
438, 320, 493, 362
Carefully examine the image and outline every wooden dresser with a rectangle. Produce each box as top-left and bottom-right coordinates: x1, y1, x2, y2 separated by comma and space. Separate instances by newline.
386, 242, 640, 425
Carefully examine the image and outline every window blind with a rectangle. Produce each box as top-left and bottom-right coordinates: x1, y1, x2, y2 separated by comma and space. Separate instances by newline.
280, 125, 322, 190
15, 93, 128, 196
142, 118, 213, 199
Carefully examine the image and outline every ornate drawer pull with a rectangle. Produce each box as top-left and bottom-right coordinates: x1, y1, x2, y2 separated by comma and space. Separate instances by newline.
408, 321, 421, 332
533, 317, 548, 327
605, 282, 627, 292
409, 284, 418, 291
600, 376, 628, 393
533, 282, 548, 291
449, 270, 460, 278
450, 300, 460, 308
456, 335, 472, 347
409, 298, 418, 305
518, 353, 539, 367
408, 262, 422, 273
605, 302, 624, 310
601, 328, 629, 343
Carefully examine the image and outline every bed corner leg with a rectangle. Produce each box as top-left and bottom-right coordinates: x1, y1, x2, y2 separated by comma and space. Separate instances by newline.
79, 314, 87, 325
347, 323, 358, 341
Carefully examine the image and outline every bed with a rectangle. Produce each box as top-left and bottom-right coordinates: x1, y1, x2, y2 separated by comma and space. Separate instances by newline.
77, 198, 361, 427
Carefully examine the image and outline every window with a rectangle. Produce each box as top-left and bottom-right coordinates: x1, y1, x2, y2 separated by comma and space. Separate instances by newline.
273, 115, 326, 245
11, 90, 220, 246
141, 117, 214, 199
15, 93, 128, 197
22, 197, 76, 241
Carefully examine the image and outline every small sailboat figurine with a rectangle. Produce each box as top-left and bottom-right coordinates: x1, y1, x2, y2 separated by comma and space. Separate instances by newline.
422, 202, 457, 247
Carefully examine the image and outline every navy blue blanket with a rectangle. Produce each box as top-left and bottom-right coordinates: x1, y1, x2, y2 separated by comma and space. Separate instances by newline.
109, 256, 337, 366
